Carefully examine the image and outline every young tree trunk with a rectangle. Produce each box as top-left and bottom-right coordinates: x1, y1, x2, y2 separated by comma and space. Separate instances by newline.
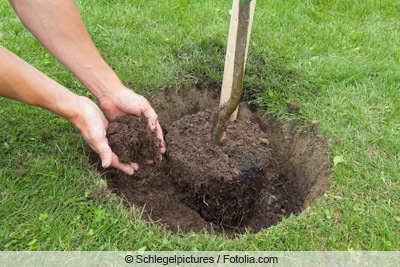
212, 0, 253, 144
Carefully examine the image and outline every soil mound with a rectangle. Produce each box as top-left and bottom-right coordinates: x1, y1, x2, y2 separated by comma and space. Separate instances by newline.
167, 110, 270, 227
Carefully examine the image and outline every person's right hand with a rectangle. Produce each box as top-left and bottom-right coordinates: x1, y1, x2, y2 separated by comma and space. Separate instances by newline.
99, 88, 166, 156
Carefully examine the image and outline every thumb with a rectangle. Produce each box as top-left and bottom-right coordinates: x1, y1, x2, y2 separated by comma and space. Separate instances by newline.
96, 139, 136, 175
96, 141, 112, 169
98, 144, 136, 175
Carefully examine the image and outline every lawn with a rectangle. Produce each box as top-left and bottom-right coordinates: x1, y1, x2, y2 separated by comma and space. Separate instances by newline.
1, 0, 399, 250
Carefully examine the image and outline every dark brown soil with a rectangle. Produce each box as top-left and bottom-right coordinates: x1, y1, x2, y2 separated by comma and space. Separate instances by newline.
107, 115, 161, 165
93, 87, 331, 234
167, 110, 270, 227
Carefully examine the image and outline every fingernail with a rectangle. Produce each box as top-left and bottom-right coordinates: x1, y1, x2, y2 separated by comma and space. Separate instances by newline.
102, 160, 110, 168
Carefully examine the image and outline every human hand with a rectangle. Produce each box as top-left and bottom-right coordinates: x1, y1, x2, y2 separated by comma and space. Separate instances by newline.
99, 88, 166, 156
71, 96, 139, 175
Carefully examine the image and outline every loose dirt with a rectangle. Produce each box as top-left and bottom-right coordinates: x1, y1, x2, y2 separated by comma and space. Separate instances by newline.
93, 87, 331, 234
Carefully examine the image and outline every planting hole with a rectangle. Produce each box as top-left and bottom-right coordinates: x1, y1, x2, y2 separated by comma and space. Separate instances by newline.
92, 87, 331, 234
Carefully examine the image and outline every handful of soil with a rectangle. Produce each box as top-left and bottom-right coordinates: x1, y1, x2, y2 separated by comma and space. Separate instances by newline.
107, 115, 162, 165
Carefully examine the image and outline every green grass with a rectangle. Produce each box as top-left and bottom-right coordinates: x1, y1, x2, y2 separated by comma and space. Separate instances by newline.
1, 0, 399, 250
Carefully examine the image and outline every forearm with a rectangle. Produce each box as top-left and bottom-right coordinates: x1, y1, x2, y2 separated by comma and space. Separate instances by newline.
9, 0, 124, 102
0, 45, 79, 121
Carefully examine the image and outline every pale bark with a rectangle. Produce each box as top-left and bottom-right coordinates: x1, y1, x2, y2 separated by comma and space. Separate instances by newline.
212, 0, 252, 144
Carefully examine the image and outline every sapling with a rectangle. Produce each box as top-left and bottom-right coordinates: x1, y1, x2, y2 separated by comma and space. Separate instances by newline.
212, 0, 255, 144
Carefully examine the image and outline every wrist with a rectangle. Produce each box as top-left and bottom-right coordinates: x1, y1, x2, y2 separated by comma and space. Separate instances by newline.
66, 95, 104, 134
60, 94, 85, 127
73, 63, 125, 103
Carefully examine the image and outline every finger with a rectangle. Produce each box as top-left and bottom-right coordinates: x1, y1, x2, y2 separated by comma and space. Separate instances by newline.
130, 162, 139, 170
153, 120, 164, 140
159, 140, 166, 154
110, 153, 135, 175
155, 121, 166, 154
140, 98, 157, 119
146, 117, 166, 154
141, 104, 160, 132
93, 138, 113, 169
95, 135, 136, 175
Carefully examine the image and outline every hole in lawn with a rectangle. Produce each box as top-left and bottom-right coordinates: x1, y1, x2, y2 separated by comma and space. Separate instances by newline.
93, 87, 331, 234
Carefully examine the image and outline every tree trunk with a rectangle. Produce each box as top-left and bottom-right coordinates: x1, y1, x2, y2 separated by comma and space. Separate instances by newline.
212, 0, 253, 144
